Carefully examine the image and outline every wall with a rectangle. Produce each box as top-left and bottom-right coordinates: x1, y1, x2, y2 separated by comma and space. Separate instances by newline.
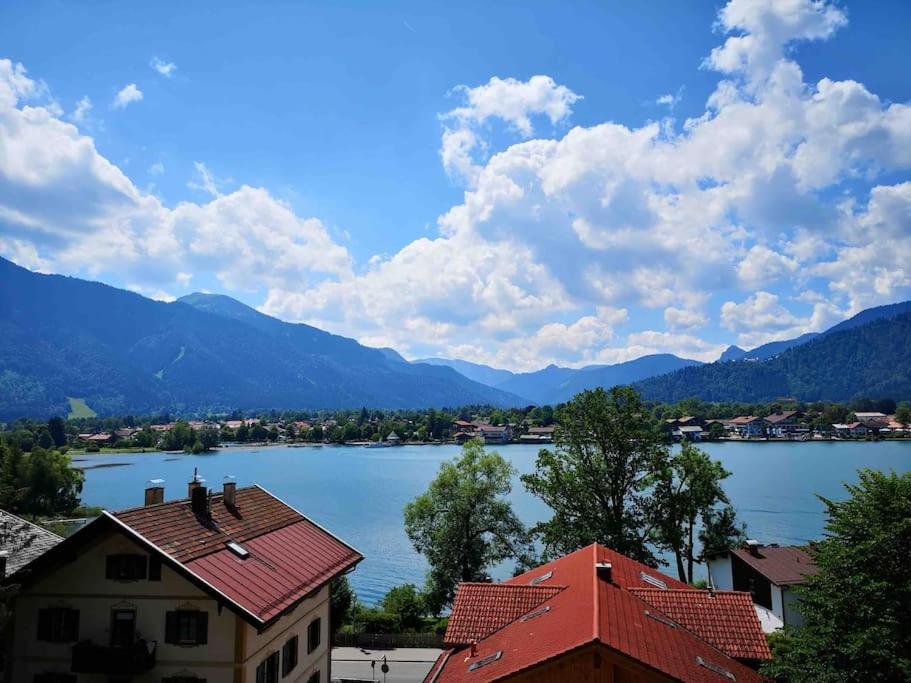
770, 584, 784, 623
781, 586, 805, 628
707, 555, 733, 590
240, 584, 329, 683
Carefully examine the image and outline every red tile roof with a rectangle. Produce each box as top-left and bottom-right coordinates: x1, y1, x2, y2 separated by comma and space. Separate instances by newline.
629, 589, 771, 661
444, 583, 564, 645
732, 545, 818, 585
107, 484, 362, 626
426, 544, 765, 683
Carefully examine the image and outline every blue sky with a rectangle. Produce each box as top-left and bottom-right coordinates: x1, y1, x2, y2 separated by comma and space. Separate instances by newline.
1, 0, 909, 370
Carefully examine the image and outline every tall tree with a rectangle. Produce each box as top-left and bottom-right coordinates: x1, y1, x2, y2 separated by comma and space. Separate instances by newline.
404, 439, 533, 612
763, 469, 911, 682
521, 387, 667, 565
47, 417, 67, 448
648, 443, 741, 582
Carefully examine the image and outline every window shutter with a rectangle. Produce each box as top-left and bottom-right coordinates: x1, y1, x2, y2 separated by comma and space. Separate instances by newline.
148, 554, 162, 581
165, 611, 178, 644
68, 609, 80, 641
197, 611, 208, 645
105, 556, 116, 579
36, 608, 50, 640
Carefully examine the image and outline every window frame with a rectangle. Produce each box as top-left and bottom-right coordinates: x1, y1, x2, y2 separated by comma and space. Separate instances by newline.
165, 609, 209, 647
36, 607, 80, 643
255, 651, 280, 683
109, 608, 137, 648
105, 553, 148, 582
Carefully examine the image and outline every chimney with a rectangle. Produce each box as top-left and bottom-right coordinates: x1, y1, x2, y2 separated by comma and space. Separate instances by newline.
145, 479, 165, 506
469, 640, 478, 658
0, 551, 7, 579
190, 481, 209, 517
595, 561, 613, 582
188, 468, 204, 497
745, 539, 762, 556
223, 475, 237, 507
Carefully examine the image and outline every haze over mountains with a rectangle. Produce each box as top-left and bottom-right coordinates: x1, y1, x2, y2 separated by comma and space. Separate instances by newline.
1, 256, 909, 418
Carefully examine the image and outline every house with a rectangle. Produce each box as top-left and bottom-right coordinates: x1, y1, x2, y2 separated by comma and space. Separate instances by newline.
519, 426, 555, 443
853, 412, 889, 429
386, 431, 402, 445
832, 422, 868, 437
0, 508, 62, 578
451, 420, 476, 434
4, 474, 363, 682
84, 432, 115, 444
706, 540, 818, 632
474, 424, 511, 444
763, 411, 807, 438
674, 425, 708, 442
730, 416, 766, 438
425, 544, 769, 683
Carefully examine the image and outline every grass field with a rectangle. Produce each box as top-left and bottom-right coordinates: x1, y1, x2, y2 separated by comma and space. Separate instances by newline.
67, 397, 97, 419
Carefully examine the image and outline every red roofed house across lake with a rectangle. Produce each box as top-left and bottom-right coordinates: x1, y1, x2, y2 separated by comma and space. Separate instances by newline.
4, 472, 362, 683
425, 543, 770, 683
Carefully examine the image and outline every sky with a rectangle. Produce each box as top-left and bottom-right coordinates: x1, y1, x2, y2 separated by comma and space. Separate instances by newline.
1, 0, 909, 372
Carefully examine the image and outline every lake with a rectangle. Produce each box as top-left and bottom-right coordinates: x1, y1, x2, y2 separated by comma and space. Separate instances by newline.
75, 441, 910, 605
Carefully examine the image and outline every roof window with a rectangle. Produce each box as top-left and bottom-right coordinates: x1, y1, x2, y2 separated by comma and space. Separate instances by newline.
696, 655, 736, 680
640, 571, 667, 589
226, 541, 249, 558
468, 651, 502, 672
529, 570, 553, 585
520, 606, 550, 622
645, 610, 677, 628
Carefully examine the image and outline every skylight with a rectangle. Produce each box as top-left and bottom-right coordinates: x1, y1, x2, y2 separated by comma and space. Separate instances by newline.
640, 571, 667, 589
226, 541, 249, 558
529, 570, 553, 585
520, 606, 551, 621
645, 610, 677, 628
468, 651, 502, 672
696, 656, 736, 680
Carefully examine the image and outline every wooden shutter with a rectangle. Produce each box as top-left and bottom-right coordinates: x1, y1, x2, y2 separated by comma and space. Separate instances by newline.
196, 611, 208, 645
36, 608, 51, 640
148, 554, 162, 581
165, 611, 178, 644
65, 608, 79, 641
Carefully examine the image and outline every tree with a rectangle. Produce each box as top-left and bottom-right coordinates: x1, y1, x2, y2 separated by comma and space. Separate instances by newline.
521, 387, 667, 565
896, 402, 911, 427
404, 439, 533, 612
763, 469, 911, 682
47, 417, 67, 448
648, 443, 739, 582
698, 505, 746, 559
330, 575, 356, 635
380, 584, 425, 631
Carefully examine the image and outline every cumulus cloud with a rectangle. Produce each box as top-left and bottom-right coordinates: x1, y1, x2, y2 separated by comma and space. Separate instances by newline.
2, 0, 910, 372
71, 95, 92, 123
150, 57, 177, 78
113, 83, 143, 109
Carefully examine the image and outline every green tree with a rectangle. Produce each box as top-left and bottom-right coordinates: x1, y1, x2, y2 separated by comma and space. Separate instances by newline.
404, 439, 533, 612
23, 447, 84, 515
896, 402, 911, 428
698, 505, 746, 559
763, 469, 911, 682
47, 417, 67, 448
521, 387, 667, 565
330, 575, 356, 635
648, 443, 738, 582
380, 584, 425, 631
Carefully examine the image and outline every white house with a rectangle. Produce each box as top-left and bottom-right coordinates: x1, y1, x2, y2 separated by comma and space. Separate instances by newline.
4, 475, 362, 683
707, 541, 818, 633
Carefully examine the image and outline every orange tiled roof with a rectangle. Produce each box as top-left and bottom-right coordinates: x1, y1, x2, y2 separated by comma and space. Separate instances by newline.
629, 588, 772, 661
444, 583, 564, 645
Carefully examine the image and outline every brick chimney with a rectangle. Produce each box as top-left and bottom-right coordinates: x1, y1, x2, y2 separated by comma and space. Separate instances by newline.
223, 475, 237, 507
188, 468, 204, 497
144, 479, 164, 506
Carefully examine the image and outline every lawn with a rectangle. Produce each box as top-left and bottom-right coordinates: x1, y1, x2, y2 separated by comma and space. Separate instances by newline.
67, 397, 97, 419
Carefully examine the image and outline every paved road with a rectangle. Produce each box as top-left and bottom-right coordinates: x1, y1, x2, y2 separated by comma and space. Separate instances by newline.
332, 647, 442, 683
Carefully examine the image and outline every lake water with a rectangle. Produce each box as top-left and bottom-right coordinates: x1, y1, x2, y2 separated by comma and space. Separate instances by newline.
75, 441, 910, 605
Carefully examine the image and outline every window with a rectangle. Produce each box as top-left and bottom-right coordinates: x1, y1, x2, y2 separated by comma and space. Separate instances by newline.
468, 651, 502, 672
306, 672, 320, 683
307, 618, 321, 654
281, 635, 299, 676
165, 610, 209, 646
33, 674, 77, 683
110, 609, 136, 648
255, 651, 279, 683
106, 554, 147, 581
36, 607, 79, 642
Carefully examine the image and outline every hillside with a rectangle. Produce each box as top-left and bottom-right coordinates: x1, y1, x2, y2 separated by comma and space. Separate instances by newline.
0, 259, 526, 418
413, 357, 517, 388
635, 312, 911, 402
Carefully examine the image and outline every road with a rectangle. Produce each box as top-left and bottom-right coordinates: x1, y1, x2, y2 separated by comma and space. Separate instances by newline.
332, 647, 442, 683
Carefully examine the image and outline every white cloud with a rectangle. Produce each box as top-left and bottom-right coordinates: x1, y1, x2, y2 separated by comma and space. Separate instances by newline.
72, 95, 92, 123
150, 57, 177, 78
148, 162, 165, 176
2, 0, 910, 373
113, 83, 143, 109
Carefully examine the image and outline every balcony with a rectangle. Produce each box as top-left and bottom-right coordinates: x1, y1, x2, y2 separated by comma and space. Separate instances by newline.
71, 639, 157, 675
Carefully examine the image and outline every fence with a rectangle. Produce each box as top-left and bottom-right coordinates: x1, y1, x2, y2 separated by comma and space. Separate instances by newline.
333, 631, 444, 649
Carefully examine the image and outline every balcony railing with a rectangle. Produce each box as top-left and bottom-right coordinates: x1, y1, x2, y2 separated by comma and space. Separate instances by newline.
71, 639, 157, 674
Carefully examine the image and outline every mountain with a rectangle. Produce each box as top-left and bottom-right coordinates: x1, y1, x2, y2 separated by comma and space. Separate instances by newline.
635, 312, 911, 403
413, 357, 517, 388
717, 301, 911, 362
0, 258, 525, 418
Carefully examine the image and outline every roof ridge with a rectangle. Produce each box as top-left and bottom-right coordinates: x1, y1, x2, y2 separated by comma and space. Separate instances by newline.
458, 582, 565, 590
112, 484, 259, 514
591, 543, 601, 645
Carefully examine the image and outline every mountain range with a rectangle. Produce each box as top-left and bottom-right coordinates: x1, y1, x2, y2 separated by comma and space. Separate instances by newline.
0, 257, 524, 418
